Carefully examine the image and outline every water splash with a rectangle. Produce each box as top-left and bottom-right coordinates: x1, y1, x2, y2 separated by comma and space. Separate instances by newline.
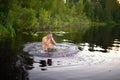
23, 42, 79, 57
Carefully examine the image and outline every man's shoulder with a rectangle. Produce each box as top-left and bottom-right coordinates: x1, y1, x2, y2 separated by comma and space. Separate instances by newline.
42, 36, 47, 40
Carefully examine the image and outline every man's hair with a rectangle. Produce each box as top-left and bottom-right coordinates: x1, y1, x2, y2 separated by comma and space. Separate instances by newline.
47, 31, 52, 35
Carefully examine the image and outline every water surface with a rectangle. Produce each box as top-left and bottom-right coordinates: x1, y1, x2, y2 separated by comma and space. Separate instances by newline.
0, 25, 120, 80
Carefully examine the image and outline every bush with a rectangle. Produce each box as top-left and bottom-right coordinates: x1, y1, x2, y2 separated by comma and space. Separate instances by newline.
16, 8, 38, 31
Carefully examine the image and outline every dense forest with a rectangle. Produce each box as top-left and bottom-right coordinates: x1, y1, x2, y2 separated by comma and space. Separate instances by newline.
0, 0, 120, 38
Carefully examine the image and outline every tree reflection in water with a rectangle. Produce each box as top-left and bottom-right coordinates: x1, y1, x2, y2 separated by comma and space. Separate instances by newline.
0, 40, 30, 80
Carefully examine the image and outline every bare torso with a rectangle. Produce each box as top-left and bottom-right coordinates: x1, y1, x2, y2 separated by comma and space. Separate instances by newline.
42, 35, 56, 49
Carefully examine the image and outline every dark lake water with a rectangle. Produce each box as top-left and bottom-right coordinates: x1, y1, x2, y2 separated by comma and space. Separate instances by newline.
0, 25, 120, 80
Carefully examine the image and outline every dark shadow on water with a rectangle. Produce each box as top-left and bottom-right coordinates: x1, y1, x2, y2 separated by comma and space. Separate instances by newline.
47, 59, 52, 66
40, 60, 47, 67
22, 53, 34, 70
88, 48, 108, 53
39, 59, 52, 71
0, 54, 29, 80
0, 40, 29, 80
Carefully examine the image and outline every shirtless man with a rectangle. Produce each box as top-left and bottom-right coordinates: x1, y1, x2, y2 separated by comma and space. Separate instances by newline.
42, 32, 56, 50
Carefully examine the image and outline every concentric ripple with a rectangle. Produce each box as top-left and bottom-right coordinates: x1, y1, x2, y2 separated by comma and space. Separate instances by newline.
23, 42, 79, 57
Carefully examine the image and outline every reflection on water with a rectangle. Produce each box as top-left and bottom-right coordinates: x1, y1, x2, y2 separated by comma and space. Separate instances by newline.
83, 25, 120, 52
0, 25, 120, 80
23, 54, 34, 70
39, 59, 52, 71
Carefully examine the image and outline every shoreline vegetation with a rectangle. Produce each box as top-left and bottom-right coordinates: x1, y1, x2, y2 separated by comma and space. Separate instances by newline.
0, 0, 120, 38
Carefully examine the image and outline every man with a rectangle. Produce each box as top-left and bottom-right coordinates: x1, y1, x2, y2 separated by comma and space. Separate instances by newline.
42, 32, 56, 50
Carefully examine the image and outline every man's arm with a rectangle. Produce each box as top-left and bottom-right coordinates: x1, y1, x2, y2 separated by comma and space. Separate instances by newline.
51, 37, 56, 44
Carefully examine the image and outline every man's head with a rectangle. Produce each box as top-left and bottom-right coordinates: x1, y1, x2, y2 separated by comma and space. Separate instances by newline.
47, 32, 52, 38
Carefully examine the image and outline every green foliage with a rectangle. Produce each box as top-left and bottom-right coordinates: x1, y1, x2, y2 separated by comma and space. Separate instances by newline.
112, 1, 120, 23
0, 24, 16, 38
84, 0, 120, 23
0, 0, 120, 38
76, 0, 84, 15
39, 9, 50, 26
16, 8, 37, 31
0, 24, 8, 37
6, 23, 16, 38
94, 2, 103, 21
84, 0, 95, 21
